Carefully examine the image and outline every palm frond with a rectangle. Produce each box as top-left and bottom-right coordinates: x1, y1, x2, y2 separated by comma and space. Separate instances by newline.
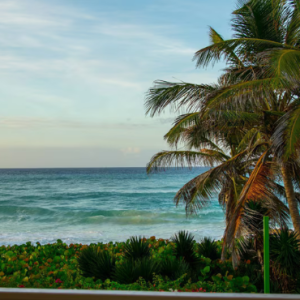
174, 150, 248, 215
163, 113, 220, 149
237, 128, 261, 152
285, 6, 300, 46
146, 150, 227, 174
209, 26, 244, 67
273, 106, 300, 160
193, 38, 294, 69
223, 151, 271, 249
202, 77, 286, 113
269, 49, 300, 79
145, 81, 217, 117
232, 0, 288, 44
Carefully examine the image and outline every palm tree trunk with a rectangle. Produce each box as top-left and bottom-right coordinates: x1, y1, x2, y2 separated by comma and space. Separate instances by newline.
221, 188, 236, 261
281, 164, 300, 242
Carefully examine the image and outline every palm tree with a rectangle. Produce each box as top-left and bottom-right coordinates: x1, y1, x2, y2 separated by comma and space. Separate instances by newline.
192, 0, 300, 240
146, 83, 289, 263
145, 0, 300, 260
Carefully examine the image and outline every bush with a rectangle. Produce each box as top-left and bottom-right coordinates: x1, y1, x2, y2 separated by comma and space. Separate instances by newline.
270, 228, 300, 275
197, 237, 220, 260
171, 231, 200, 269
0, 235, 258, 292
159, 256, 189, 280
114, 258, 160, 284
123, 237, 150, 260
78, 247, 116, 281
270, 228, 300, 292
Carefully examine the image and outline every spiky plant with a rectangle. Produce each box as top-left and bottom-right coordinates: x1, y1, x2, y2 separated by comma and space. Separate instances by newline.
113, 258, 160, 284
78, 247, 116, 281
159, 256, 189, 280
123, 236, 150, 260
197, 237, 220, 260
171, 231, 200, 269
270, 228, 300, 276
270, 228, 300, 292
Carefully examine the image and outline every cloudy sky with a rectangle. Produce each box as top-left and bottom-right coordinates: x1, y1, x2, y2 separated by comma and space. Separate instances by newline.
0, 0, 236, 168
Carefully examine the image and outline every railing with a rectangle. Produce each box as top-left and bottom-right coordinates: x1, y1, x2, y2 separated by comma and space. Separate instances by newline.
1, 289, 300, 300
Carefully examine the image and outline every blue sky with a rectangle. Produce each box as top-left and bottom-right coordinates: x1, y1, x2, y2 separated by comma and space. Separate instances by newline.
0, 0, 236, 167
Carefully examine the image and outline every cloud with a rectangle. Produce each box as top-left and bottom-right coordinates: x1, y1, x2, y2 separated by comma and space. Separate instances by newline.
0, 117, 151, 130
0, 0, 223, 166
120, 147, 141, 155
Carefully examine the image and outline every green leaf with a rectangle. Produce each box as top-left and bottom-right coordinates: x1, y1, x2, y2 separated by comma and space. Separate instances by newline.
202, 266, 210, 274
242, 276, 249, 284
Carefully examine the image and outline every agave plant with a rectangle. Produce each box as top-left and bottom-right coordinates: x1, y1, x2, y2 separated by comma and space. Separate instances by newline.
197, 237, 220, 260
270, 228, 300, 292
171, 231, 200, 269
77, 247, 116, 281
159, 256, 189, 280
270, 228, 300, 276
123, 236, 150, 260
113, 258, 160, 284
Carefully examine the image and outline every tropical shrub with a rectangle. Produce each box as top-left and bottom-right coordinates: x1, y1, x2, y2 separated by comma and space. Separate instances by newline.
77, 246, 116, 281
114, 258, 160, 284
270, 228, 300, 292
171, 231, 199, 269
197, 237, 220, 261
123, 237, 150, 260
159, 256, 189, 280
0, 235, 260, 292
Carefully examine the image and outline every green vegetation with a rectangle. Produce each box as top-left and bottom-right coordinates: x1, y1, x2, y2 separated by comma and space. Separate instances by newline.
2, 0, 300, 294
0, 234, 257, 292
1, 231, 300, 293
145, 0, 300, 268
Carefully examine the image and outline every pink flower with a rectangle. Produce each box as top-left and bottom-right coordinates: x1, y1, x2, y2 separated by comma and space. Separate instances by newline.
19, 285, 25, 288
55, 279, 62, 283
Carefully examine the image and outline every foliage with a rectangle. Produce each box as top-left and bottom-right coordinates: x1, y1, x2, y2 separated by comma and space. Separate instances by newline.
145, 0, 300, 266
171, 231, 200, 269
270, 228, 300, 292
270, 228, 300, 275
114, 258, 160, 284
197, 237, 220, 261
0, 236, 259, 292
123, 237, 150, 261
77, 247, 116, 281
159, 256, 189, 280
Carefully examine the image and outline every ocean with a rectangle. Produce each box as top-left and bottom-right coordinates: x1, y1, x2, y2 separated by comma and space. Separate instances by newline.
0, 167, 225, 246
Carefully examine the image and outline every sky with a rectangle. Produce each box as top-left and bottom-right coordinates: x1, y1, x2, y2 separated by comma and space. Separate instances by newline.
0, 0, 237, 168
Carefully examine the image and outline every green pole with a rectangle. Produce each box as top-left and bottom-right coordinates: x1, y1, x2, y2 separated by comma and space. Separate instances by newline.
263, 216, 270, 294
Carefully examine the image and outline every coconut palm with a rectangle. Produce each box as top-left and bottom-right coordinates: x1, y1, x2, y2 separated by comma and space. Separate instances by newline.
146, 81, 290, 259
145, 0, 300, 260
146, 85, 254, 226
192, 0, 300, 240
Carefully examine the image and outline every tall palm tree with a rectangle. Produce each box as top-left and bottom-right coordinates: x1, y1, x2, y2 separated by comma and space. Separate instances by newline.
146, 83, 289, 263
192, 0, 300, 239
145, 0, 300, 260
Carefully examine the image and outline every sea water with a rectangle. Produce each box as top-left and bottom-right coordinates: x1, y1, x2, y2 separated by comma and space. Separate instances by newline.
0, 168, 225, 246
